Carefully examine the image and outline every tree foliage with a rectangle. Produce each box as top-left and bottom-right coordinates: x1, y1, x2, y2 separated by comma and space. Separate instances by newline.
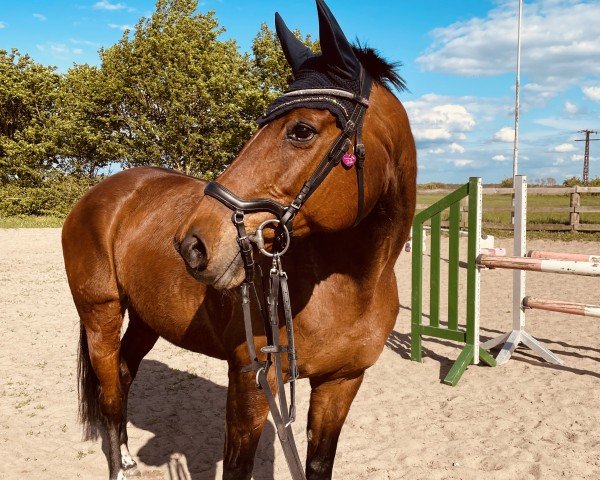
0, 0, 320, 215
0, 49, 60, 186
251, 22, 319, 100
100, 0, 269, 177
52, 64, 122, 178
563, 176, 600, 187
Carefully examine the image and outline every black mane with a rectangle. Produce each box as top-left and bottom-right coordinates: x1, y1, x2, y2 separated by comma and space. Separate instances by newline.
352, 43, 407, 92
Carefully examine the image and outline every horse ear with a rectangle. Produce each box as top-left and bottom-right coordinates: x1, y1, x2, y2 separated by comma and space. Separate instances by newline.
316, 0, 360, 78
275, 12, 314, 75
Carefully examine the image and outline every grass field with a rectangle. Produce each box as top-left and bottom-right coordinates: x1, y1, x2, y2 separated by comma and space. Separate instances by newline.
3, 195, 600, 242
417, 192, 600, 240
418, 193, 600, 225
0, 216, 64, 228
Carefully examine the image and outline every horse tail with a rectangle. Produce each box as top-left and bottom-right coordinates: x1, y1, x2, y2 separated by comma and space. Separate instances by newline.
77, 323, 102, 440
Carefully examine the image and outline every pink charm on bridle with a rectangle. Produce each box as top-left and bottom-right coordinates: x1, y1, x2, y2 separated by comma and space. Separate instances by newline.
342, 153, 356, 168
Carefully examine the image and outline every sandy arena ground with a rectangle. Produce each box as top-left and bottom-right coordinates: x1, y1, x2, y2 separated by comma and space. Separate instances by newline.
1, 228, 599, 479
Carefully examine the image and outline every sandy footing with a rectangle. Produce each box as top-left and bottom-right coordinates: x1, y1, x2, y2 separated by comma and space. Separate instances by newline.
1, 229, 598, 479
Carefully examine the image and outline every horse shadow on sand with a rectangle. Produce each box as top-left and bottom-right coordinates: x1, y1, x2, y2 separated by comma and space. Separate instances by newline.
102, 359, 276, 480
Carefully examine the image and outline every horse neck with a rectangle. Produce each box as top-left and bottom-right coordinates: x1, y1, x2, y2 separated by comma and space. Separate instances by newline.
284, 198, 405, 296
288, 86, 416, 287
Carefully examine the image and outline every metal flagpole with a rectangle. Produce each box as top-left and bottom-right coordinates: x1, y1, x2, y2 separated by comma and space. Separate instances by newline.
512, 0, 523, 178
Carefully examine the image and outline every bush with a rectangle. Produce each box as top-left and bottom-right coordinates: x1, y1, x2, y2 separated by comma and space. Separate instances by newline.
0, 176, 97, 217
562, 176, 600, 187
563, 176, 583, 187
499, 177, 513, 188
419, 182, 451, 190
588, 177, 600, 187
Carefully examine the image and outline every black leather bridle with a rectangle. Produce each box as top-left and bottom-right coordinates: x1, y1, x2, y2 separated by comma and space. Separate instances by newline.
205, 68, 371, 233
202, 68, 371, 480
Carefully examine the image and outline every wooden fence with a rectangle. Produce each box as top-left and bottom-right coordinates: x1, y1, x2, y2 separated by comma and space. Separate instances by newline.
417, 186, 600, 232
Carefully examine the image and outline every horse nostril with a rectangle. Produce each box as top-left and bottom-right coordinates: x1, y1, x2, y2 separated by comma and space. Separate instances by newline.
180, 232, 209, 271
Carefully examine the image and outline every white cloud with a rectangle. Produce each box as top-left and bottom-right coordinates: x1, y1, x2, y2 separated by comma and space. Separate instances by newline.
493, 127, 515, 143
552, 143, 576, 153
70, 38, 100, 46
109, 23, 133, 31
453, 159, 474, 167
417, 1, 600, 103
564, 101, 579, 114
405, 94, 476, 148
535, 116, 594, 131
33, 13, 46, 21
428, 148, 445, 154
571, 154, 598, 162
492, 154, 507, 162
0, 21, 6, 29
36, 42, 81, 59
94, 1, 126, 11
522, 82, 566, 109
553, 158, 565, 165
414, 128, 452, 141
449, 142, 465, 154
37, 42, 68, 54
582, 86, 600, 102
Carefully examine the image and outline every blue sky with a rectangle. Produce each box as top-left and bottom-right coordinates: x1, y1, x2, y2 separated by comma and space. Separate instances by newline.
1, 0, 599, 183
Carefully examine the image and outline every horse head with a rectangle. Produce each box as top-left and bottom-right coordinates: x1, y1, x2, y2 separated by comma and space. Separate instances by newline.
178, 0, 415, 289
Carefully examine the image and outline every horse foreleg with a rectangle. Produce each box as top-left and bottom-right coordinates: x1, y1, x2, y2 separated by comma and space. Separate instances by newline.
118, 311, 159, 476
305, 373, 365, 480
223, 368, 271, 480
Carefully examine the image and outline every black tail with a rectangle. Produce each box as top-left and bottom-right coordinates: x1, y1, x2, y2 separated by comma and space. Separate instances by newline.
78, 323, 102, 440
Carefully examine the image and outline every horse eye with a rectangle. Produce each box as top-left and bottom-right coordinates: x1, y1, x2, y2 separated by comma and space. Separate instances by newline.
288, 124, 315, 142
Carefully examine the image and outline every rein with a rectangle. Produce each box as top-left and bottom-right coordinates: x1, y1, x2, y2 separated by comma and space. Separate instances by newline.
204, 69, 372, 480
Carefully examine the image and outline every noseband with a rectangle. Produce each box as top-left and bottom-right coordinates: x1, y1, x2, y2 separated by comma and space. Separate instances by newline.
201, 69, 371, 480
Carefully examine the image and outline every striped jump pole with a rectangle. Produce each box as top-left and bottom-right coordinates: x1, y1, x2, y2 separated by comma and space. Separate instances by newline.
527, 251, 600, 263
478, 255, 600, 277
480, 176, 565, 366
524, 297, 600, 319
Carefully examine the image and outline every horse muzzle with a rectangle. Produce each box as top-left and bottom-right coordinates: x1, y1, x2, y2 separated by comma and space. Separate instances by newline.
178, 225, 245, 289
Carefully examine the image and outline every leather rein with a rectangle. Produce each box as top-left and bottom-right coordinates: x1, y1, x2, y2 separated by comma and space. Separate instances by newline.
203, 69, 372, 480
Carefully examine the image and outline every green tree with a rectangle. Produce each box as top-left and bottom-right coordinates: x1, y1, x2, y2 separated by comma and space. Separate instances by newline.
563, 176, 600, 187
589, 177, 600, 187
52, 64, 123, 178
100, 0, 268, 177
0, 49, 60, 186
251, 22, 319, 101
563, 176, 583, 187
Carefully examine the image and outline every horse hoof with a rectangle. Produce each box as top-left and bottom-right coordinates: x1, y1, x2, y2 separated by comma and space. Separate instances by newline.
120, 445, 138, 472
122, 458, 138, 470
124, 465, 141, 477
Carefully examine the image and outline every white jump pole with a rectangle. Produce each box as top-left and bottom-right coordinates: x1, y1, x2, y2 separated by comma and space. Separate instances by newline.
479, 255, 600, 277
528, 251, 600, 263
480, 176, 565, 366
524, 297, 600, 319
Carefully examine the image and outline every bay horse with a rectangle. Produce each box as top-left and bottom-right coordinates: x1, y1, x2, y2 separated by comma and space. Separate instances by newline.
62, 1, 416, 479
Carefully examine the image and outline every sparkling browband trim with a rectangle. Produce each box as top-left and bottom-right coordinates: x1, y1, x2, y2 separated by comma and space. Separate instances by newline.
266, 96, 350, 120
282, 88, 370, 107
